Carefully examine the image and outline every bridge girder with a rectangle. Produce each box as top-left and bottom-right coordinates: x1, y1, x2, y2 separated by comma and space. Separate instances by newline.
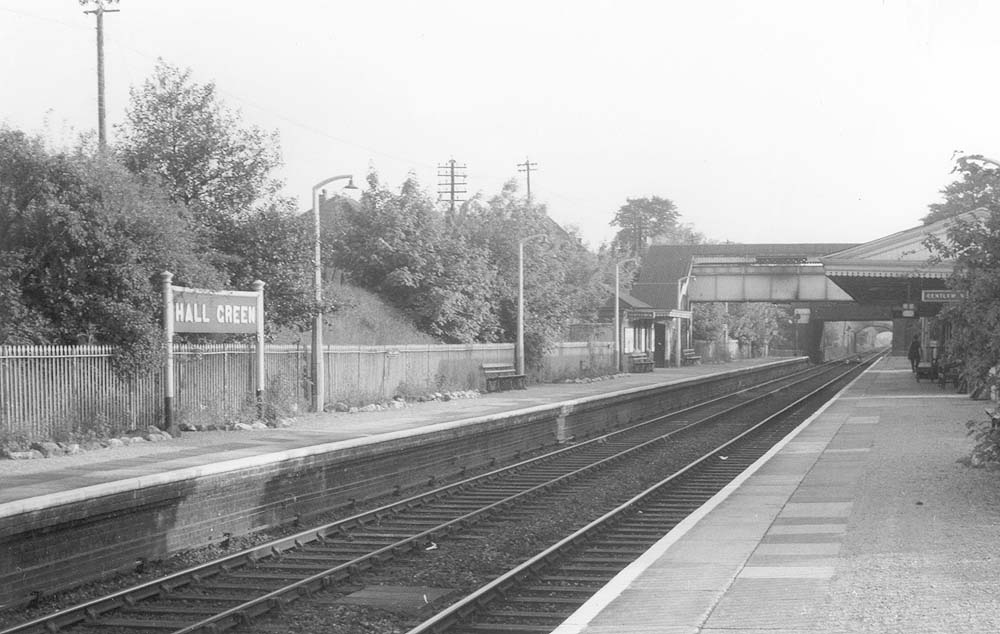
688, 264, 854, 303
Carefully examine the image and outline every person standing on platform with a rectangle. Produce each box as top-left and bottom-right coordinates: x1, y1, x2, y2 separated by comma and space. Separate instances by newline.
908, 335, 922, 372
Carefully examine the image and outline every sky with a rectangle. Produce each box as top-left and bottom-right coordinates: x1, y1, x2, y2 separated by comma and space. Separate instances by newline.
2, 0, 998, 249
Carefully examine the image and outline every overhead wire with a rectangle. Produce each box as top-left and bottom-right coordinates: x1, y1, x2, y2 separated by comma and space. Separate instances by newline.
2, 5, 614, 238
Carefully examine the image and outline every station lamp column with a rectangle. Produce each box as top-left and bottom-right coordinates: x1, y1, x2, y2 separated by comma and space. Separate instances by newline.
615, 257, 639, 372
517, 233, 547, 376
311, 174, 357, 413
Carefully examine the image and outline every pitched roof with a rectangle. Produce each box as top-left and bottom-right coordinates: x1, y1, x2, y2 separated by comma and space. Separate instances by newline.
820, 209, 988, 278
597, 291, 653, 321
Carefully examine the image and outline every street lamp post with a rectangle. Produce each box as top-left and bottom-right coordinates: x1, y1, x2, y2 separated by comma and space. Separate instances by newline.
615, 257, 639, 372
311, 174, 356, 413
517, 234, 547, 376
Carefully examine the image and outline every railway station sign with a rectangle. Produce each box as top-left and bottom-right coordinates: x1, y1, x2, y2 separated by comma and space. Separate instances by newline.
170, 288, 260, 334
921, 290, 964, 303
160, 272, 266, 431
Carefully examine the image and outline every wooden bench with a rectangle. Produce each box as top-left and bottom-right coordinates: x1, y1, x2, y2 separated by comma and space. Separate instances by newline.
682, 348, 701, 365
627, 353, 654, 373
482, 363, 526, 392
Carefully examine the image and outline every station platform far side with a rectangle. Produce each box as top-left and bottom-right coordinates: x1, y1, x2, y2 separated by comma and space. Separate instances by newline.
0, 358, 785, 514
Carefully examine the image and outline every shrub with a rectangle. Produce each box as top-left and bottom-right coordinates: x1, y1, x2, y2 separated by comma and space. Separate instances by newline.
965, 413, 1000, 468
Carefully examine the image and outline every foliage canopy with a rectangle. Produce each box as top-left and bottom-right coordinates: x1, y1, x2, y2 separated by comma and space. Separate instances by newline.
925, 209, 1000, 390
116, 60, 318, 332
327, 176, 606, 367
117, 59, 283, 230
924, 155, 1000, 225
0, 127, 220, 374
609, 196, 680, 256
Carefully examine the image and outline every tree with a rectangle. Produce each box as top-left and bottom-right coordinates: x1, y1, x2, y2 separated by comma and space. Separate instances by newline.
692, 303, 727, 341
923, 155, 1000, 225
0, 127, 221, 374
925, 209, 1000, 391
726, 303, 788, 355
330, 173, 499, 343
117, 60, 318, 332
325, 173, 604, 362
650, 221, 705, 246
922, 156, 1000, 391
463, 181, 606, 368
116, 59, 283, 231
214, 204, 320, 334
609, 196, 679, 256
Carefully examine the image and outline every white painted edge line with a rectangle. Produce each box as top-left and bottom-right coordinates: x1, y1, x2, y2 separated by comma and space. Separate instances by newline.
839, 394, 970, 400
0, 360, 800, 520
550, 362, 870, 634
0, 411, 531, 518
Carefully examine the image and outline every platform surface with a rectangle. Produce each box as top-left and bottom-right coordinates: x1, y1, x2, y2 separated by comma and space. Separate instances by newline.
0, 358, 782, 514
552, 354, 1000, 634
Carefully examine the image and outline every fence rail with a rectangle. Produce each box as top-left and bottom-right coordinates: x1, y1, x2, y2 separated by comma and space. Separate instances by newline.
1, 341, 615, 442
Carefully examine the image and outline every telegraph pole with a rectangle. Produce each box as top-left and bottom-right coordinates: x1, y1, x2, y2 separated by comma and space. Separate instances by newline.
517, 157, 537, 204
81, 0, 120, 151
437, 159, 467, 216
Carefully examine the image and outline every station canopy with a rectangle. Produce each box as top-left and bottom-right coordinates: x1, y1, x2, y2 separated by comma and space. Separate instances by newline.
629, 210, 979, 316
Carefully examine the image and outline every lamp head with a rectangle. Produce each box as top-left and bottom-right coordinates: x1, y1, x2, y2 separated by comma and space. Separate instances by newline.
344, 177, 358, 191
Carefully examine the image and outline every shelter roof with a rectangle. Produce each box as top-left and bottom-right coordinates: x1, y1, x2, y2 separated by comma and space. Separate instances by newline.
597, 291, 652, 321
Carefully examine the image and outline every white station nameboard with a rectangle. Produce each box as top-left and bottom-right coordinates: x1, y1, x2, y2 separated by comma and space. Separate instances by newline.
171, 287, 260, 334
160, 272, 266, 431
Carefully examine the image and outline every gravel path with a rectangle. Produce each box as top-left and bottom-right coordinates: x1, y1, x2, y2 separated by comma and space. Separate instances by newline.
819, 376, 1000, 632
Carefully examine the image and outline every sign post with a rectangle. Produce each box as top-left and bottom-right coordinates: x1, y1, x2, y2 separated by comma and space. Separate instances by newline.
162, 272, 175, 433
162, 272, 266, 432
252, 280, 265, 418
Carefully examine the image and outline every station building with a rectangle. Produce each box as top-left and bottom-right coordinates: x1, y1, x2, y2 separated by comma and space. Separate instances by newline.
609, 211, 974, 367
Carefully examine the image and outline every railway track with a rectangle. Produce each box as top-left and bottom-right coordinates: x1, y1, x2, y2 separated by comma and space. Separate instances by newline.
2, 356, 878, 634
407, 354, 876, 634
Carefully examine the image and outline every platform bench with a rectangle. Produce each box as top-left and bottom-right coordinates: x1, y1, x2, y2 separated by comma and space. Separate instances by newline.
682, 348, 701, 365
627, 353, 654, 373
482, 363, 527, 392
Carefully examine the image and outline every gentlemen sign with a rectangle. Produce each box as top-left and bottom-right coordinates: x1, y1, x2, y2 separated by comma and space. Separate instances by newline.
921, 290, 963, 303
172, 288, 260, 333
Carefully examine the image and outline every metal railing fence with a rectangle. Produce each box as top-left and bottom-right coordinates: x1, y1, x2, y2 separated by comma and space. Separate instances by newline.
1, 341, 615, 442
0, 345, 161, 440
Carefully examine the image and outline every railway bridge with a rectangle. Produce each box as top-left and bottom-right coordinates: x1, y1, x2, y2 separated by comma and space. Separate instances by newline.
627, 211, 975, 364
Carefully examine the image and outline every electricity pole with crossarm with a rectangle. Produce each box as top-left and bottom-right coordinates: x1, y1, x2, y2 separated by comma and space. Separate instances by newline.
81, 0, 120, 151
517, 157, 537, 204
